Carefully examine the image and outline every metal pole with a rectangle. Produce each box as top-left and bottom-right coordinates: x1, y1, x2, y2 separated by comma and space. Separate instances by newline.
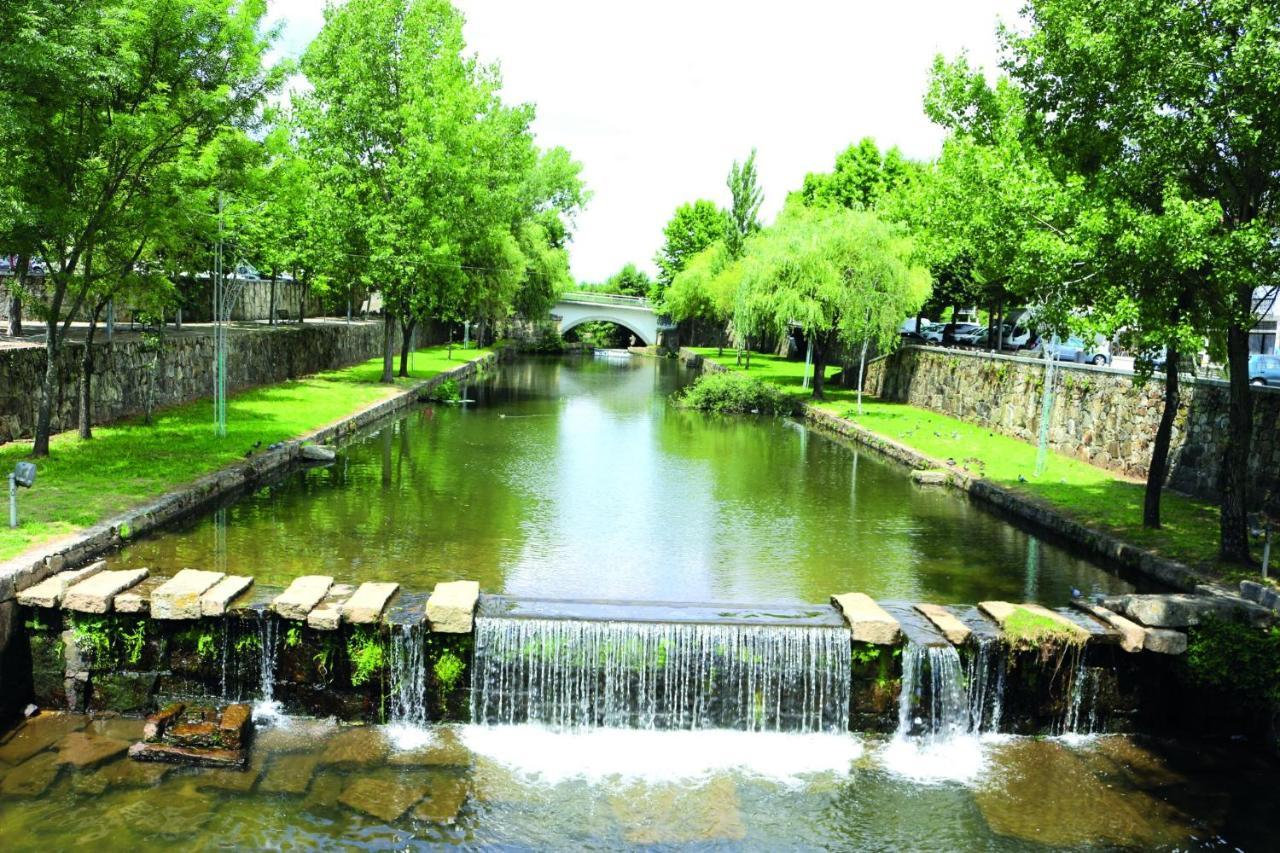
1034, 334, 1059, 477
8, 473, 16, 529
1264, 524, 1273, 580
802, 339, 813, 390
464, 320, 470, 350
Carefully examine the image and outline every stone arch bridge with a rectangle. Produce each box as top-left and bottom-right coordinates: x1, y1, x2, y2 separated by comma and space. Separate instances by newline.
551, 291, 664, 346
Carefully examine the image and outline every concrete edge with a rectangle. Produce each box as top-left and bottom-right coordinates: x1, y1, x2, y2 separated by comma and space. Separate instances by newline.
0, 351, 499, 604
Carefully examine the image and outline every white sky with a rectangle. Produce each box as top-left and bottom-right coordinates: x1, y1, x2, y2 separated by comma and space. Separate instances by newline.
265, 0, 1021, 283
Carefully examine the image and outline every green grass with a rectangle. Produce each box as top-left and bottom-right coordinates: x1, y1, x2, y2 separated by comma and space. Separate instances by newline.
0, 345, 490, 562
1002, 607, 1087, 649
693, 348, 1234, 574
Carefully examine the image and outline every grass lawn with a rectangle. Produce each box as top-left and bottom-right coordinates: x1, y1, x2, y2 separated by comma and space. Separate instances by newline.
0, 345, 490, 562
690, 347, 1234, 574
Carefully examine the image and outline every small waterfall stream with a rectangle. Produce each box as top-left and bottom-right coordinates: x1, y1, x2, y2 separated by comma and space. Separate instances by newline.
470, 616, 852, 733
258, 615, 279, 705
897, 643, 970, 740
965, 637, 1005, 735
1057, 646, 1096, 736
389, 623, 429, 727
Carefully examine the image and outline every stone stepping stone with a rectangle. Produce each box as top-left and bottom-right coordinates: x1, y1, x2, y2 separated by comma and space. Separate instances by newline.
1072, 602, 1145, 653
273, 575, 334, 620
63, 569, 149, 613
151, 569, 226, 620
339, 774, 431, 823
0, 751, 61, 798
72, 756, 171, 794
387, 729, 472, 768
914, 603, 971, 645
307, 584, 355, 631
17, 560, 106, 608
303, 771, 346, 810
114, 575, 169, 614
831, 593, 902, 644
410, 771, 469, 824
608, 777, 746, 844
0, 713, 87, 765
1105, 593, 1271, 629
200, 575, 254, 616
254, 719, 339, 754
344, 582, 400, 624
258, 752, 321, 795
192, 751, 267, 793
979, 601, 1089, 643
128, 742, 247, 769
426, 580, 480, 633
54, 731, 130, 769
319, 726, 390, 767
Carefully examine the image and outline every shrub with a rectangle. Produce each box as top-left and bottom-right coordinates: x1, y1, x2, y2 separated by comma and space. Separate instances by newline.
673, 371, 800, 416
1186, 617, 1280, 705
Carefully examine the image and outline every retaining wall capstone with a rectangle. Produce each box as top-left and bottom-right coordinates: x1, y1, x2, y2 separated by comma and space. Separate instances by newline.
865, 345, 1280, 505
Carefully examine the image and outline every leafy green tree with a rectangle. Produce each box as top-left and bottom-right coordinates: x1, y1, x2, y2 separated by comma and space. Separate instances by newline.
653, 199, 727, 296
1002, 0, 1280, 560
725, 149, 764, 260
0, 0, 282, 456
737, 203, 931, 399
801, 137, 914, 212
663, 241, 744, 354
603, 263, 652, 298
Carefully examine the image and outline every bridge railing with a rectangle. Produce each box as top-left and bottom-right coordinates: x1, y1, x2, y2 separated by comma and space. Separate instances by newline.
559, 290, 652, 308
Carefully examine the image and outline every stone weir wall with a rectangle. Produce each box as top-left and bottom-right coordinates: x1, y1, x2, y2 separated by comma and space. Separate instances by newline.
0, 320, 401, 445
864, 345, 1280, 505
6, 560, 1269, 742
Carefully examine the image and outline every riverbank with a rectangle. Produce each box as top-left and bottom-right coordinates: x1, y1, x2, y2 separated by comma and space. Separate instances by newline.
682, 347, 1232, 588
0, 345, 493, 564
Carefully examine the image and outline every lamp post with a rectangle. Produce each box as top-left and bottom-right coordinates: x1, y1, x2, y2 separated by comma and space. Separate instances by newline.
9, 461, 36, 528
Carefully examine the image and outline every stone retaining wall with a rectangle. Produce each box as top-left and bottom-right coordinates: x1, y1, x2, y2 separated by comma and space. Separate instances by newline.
0, 320, 399, 445
864, 345, 1280, 504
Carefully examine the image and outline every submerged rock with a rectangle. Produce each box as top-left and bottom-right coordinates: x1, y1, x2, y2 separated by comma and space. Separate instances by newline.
55, 732, 130, 769
0, 713, 87, 765
338, 774, 431, 823
258, 752, 321, 795
319, 726, 389, 767
128, 742, 247, 769
410, 771, 469, 824
0, 752, 61, 798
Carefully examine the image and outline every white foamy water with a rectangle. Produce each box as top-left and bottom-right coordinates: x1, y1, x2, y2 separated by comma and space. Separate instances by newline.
384, 723, 436, 752
877, 734, 993, 785
251, 699, 285, 725
460, 724, 862, 785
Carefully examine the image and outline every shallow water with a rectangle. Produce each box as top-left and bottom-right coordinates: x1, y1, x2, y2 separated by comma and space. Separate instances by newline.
107, 354, 1139, 605
0, 713, 1272, 850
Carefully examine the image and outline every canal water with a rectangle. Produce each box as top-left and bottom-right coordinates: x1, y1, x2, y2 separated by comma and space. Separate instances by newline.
109, 353, 1138, 605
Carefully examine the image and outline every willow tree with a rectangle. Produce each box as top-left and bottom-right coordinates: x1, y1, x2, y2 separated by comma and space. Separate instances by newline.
738, 204, 931, 399
664, 241, 744, 356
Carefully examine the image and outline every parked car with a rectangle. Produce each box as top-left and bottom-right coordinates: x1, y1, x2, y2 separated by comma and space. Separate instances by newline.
1030, 336, 1111, 365
1251, 353, 1280, 385
899, 318, 937, 343
941, 322, 982, 347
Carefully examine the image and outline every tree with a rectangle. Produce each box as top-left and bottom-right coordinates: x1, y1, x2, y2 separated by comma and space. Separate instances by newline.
653, 199, 727, 295
737, 203, 932, 399
725, 149, 764, 260
0, 0, 281, 456
603, 263, 652, 298
1002, 0, 1280, 561
801, 137, 914, 212
663, 241, 744, 354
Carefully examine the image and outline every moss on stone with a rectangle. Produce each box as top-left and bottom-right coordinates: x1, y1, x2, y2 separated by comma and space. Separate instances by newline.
1003, 607, 1087, 650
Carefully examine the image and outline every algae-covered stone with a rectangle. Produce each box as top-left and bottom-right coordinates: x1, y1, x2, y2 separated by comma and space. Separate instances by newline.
410, 771, 469, 824
319, 726, 389, 767
0, 713, 86, 765
339, 774, 430, 823
258, 752, 320, 795
0, 751, 61, 797
87, 672, 156, 714
54, 731, 130, 769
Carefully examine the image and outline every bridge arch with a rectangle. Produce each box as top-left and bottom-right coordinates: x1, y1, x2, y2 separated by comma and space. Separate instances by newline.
559, 314, 654, 347
551, 294, 659, 347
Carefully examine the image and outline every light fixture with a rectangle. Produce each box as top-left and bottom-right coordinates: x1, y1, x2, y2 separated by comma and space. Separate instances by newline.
9, 461, 35, 528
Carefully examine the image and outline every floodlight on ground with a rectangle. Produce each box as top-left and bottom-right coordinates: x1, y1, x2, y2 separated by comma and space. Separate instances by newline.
9, 461, 35, 528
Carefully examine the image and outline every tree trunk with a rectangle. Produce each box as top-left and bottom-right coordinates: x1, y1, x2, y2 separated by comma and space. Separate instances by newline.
381, 310, 395, 383
33, 323, 59, 456
398, 317, 417, 377
811, 336, 829, 400
78, 301, 107, 440
269, 275, 277, 326
1220, 321, 1254, 562
856, 336, 871, 414
1143, 347, 1180, 528
299, 280, 308, 324
744, 339, 751, 370
8, 255, 29, 336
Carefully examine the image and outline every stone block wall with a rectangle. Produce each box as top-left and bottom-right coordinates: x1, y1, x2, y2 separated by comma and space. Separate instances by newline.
0, 320, 398, 445
865, 346, 1280, 504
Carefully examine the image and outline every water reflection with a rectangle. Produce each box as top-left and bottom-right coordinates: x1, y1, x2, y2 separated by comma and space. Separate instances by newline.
110, 356, 1140, 604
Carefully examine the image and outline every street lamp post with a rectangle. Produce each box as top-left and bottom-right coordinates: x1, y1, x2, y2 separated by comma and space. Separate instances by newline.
9, 462, 36, 528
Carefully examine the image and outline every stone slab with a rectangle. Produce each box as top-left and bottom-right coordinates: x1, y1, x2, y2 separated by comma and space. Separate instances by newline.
259, 752, 321, 794
0, 751, 61, 797
1143, 627, 1188, 655
200, 575, 254, 616
979, 601, 1089, 642
219, 704, 252, 750
1109, 593, 1272, 629
307, 583, 354, 631
339, 775, 430, 823
54, 731, 130, 769
16, 560, 108, 609
427, 580, 480, 633
915, 603, 971, 646
1071, 602, 1144, 653
831, 593, 901, 645
151, 569, 225, 620
910, 470, 947, 486
0, 713, 87, 765
273, 575, 333, 621
128, 741, 247, 769
344, 582, 400, 624
114, 575, 169, 614
62, 569, 149, 614
144, 703, 185, 742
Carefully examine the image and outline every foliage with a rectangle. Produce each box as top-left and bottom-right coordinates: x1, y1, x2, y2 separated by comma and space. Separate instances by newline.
348, 626, 387, 687
1001, 607, 1086, 650
433, 650, 466, 692
1186, 618, 1280, 706
725, 149, 764, 260
284, 626, 302, 649
196, 630, 218, 662
69, 615, 146, 666
654, 199, 728, 295
600, 263, 653, 298
235, 633, 262, 654
801, 137, 916, 213
673, 371, 800, 417
428, 379, 462, 403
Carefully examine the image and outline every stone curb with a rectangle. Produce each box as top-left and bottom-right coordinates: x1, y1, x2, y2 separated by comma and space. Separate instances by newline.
0, 351, 497, 605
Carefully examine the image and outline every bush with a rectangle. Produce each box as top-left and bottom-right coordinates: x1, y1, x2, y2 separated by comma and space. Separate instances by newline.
673, 371, 801, 416
1186, 617, 1280, 705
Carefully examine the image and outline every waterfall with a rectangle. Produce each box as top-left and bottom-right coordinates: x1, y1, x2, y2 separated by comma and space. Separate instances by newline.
1058, 647, 1096, 736
896, 642, 969, 740
470, 617, 851, 733
258, 615, 279, 703
964, 637, 1005, 735
389, 623, 429, 727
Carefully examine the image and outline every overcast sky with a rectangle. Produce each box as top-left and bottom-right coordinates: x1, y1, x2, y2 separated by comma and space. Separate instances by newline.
266, 0, 1022, 283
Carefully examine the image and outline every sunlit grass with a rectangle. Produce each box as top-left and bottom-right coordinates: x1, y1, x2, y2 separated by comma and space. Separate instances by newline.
693, 348, 1233, 573
0, 345, 490, 562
